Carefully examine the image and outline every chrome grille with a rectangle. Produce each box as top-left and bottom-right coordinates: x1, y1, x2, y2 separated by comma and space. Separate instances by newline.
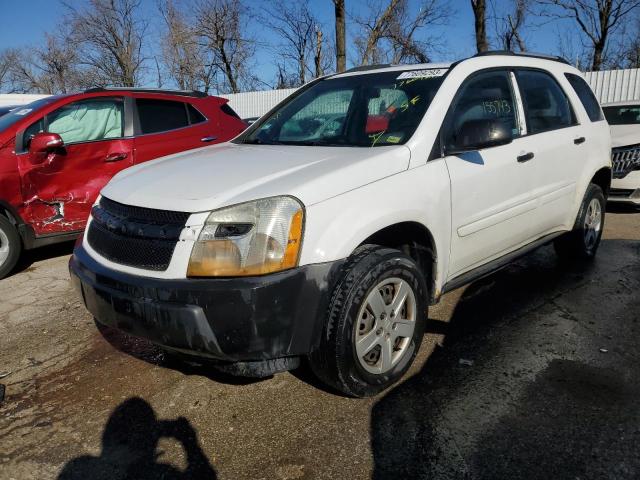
611, 145, 640, 179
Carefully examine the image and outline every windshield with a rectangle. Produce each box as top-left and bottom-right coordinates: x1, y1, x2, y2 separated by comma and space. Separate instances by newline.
603, 106, 640, 125
240, 69, 447, 147
0, 97, 57, 133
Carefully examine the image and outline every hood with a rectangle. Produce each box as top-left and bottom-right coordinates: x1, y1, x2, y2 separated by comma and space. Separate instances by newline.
101, 142, 411, 212
610, 124, 640, 148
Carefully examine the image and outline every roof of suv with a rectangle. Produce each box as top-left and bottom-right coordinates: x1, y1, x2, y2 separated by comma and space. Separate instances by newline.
330, 51, 572, 79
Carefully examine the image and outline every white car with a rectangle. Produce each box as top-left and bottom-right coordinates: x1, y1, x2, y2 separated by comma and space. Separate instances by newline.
70, 52, 612, 397
602, 101, 640, 207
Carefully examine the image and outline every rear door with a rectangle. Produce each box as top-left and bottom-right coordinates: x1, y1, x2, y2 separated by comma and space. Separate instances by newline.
133, 97, 218, 164
444, 69, 537, 278
513, 69, 584, 233
16, 96, 134, 235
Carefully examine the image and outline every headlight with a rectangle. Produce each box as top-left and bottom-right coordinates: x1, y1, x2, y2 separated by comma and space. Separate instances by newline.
187, 196, 304, 277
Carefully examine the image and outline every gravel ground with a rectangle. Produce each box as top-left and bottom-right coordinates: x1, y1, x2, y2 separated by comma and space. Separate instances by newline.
0, 211, 638, 480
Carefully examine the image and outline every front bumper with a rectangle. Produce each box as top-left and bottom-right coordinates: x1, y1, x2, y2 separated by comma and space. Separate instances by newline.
609, 171, 640, 206
70, 246, 344, 362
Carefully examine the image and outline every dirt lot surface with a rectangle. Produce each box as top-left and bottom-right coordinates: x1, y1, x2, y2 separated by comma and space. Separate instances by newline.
1, 211, 639, 480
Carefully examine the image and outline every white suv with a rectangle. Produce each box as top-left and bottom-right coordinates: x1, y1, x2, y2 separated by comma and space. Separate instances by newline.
602, 101, 640, 207
70, 52, 612, 397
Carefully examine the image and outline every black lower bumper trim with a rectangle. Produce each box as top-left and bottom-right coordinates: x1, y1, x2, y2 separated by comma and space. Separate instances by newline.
70, 246, 344, 362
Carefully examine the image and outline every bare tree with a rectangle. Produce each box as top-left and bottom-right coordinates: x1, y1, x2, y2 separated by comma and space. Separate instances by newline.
262, 1, 317, 86
65, 0, 147, 87
538, 0, 640, 70
356, 0, 401, 65
4, 34, 89, 94
315, 28, 324, 77
195, 0, 256, 94
471, 0, 489, 52
159, 0, 216, 92
333, 0, 347, 72
0, 50, 14, 92
495, 0, 528, 51
354, 0, 450, 65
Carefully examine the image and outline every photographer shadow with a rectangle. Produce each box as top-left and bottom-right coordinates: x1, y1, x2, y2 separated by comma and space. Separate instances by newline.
58, 397, 216, 480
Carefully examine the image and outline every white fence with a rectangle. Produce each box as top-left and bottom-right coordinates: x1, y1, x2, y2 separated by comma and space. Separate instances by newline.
584, 68, 640, 104
0, 94, 49, 107
3, 68, 640, 116
219, 88, 297, 118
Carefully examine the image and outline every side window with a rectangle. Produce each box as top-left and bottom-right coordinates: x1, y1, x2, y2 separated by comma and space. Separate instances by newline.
47, 98, 124, 145
445, 70, 518, 150
220, 103, 241, 120
565, 73, 604, 122
187, 104, 207, 124
516, 70, 576, 134
136, 99, 189, 134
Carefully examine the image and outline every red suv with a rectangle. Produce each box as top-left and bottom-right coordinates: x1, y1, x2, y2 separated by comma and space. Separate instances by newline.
0, 88, 246, 278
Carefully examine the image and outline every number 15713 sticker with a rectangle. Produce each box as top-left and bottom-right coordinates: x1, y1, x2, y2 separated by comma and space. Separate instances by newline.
396, 69, 447, 80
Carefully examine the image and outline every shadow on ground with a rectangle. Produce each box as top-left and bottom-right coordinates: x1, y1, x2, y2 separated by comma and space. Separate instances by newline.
370, 240, 640, 479
57, 397, 216, 479
95, 322, 269, 387
11, 240, 75, 276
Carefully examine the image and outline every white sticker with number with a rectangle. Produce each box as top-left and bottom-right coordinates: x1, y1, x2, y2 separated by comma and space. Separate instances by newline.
14, 108, 32, 116
397, 69, 447, 80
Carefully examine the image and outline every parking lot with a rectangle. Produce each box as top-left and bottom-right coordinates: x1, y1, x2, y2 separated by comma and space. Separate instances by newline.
0, 210, 638, 479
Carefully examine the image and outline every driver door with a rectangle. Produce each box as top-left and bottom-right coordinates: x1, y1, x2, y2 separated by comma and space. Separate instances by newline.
17, 96, 133, 235
444, 70, 537, 278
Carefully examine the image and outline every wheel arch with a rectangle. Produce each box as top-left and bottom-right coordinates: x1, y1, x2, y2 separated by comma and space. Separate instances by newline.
358, 221, 439, 304
0, 199, 25, 226
590, 167, 612, 196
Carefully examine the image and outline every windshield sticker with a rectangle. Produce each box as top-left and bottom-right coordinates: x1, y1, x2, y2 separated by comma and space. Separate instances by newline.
386, 135, 402, 144
397, 69, 447, 80
14, 108, 32, 116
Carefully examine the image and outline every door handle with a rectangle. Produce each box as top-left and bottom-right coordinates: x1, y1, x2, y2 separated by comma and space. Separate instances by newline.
574, 137, 586, 145
517, 152, 535, 163
201, 136, 218, 143
105, 152, 128, 162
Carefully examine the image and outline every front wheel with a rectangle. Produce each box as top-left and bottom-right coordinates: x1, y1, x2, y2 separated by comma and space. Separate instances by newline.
309, 245, 427, 397
0, 215, 21, 279
554, 183, 605, 260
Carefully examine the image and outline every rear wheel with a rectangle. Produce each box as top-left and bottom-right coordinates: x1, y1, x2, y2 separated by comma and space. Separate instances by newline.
309, 245, 427, 397
554, 183, 605, 260
0, 215, 21, 279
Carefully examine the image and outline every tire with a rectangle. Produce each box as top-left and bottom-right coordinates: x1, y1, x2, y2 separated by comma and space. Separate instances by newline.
309, 245, 428, 397
554, 183, 606, 260
0, 215, 21, 279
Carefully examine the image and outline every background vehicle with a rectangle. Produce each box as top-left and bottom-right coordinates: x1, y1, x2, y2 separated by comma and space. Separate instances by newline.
70, 53, 611, 397
603, 101, 640, 207
0, 88, 246, 278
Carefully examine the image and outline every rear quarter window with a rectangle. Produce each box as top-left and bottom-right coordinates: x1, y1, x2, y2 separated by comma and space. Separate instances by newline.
136, 99, 189, 134
565, 73, 604, 122
516, 70, 576, 134
220, 103, 241, 119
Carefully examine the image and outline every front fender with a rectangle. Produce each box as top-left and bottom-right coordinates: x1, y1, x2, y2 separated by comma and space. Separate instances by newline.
300, 161, 452, 296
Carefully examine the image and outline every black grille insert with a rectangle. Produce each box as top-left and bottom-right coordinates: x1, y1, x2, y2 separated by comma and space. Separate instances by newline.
87, 197, 190, 271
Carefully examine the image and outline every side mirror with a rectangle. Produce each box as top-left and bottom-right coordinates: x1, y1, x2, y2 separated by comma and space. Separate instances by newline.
445, 118, 513, 155
29, 132, 64, 154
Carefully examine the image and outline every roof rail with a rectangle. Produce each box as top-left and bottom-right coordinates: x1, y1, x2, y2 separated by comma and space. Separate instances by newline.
341, 64, 393, 74
472, 50, 571, 65
83, 87, 208, 98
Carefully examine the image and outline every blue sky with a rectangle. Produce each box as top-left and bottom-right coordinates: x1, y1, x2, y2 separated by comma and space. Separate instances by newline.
0, 0, 587, 89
